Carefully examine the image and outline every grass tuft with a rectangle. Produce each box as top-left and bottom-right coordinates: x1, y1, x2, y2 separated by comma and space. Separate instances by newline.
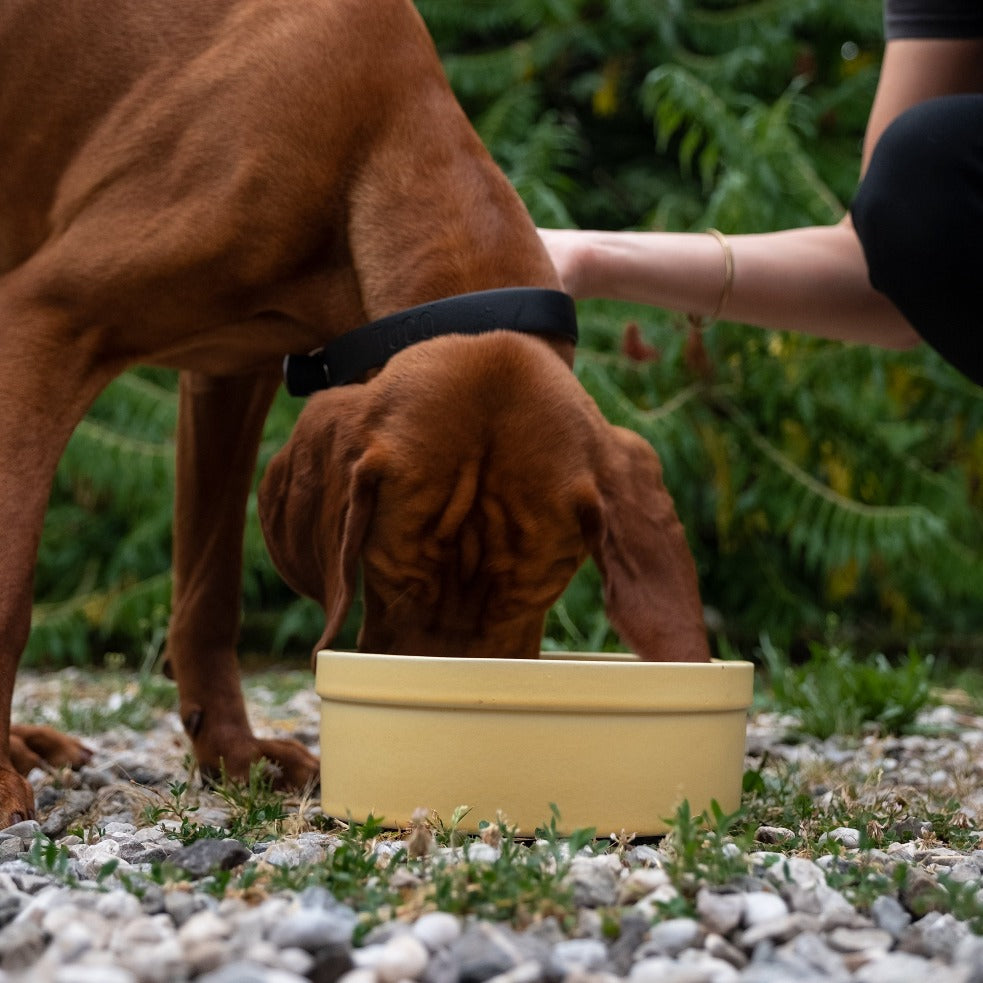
758, 636, 935, 739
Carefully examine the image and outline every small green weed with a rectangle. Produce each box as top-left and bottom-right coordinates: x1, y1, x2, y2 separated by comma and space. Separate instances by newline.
26, 834, 119, 889
26, 836, 76, 885
143, 777, 225, 845
423, 807, 593, 929
821, 856, 908, 914
924, 875, 983, 934
209, 760, 289, 840
758, 637, 935, 739
143, 760, 288, 845
661, 800, 752, 901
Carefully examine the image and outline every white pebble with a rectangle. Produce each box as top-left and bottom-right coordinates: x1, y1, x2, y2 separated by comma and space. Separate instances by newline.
854, 952, 936, 983
263, 838, 326, 869
630, 956, 712, 983
618, 867, 672, 904
696, 889, 745, 935
178, 909, 233, 945
51, 920, 98, 961
828, 927, 894, 954
338, 969, 379, 983
277, 946, 316, 976
646, 918, 701, 957
352, 944, 385, 969
742, 891, 789, 926
375, 933, 430, 983
818, 827, 861, 850
111, 914, 176, 951
95, 892, 143, 921
411, 911, 461, 951
183, 938, 230, 975
115, 938, 185, 983
551, 938, 608, 972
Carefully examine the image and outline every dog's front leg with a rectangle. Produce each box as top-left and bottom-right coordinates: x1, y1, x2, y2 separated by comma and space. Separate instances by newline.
165, 369, 318, 790
0, 287, 111, 824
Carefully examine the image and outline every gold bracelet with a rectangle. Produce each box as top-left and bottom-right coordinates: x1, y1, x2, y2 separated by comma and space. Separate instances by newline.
705, 228, 733, 321
688, 228, 734, 332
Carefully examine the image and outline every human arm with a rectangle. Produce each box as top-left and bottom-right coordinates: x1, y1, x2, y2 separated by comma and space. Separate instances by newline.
539, 37, 983, 351
538, 222, 918, 348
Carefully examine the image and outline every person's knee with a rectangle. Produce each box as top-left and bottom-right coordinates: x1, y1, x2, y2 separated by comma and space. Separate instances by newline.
852, 95, 983, 384
852, 99, 968, 295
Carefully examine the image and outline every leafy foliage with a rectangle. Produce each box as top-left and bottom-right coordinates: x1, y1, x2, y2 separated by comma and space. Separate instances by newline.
29, 0, 983, 666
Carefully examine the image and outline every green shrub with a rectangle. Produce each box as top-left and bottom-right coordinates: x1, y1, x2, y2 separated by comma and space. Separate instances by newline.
758, 635, 936, 738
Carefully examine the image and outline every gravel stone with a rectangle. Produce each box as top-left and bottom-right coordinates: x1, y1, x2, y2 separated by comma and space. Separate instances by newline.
566, 855, 620, 907
819, 828, 862, 850
742, 891, 790, 926
853, 953, 938, 983
54, 966, 137, 983
40, 790, 97, 837
869, 895, 912, 939
0, 919, 47, 971
451, 922, 525, 982
269, 906, 356, 952
412, 912, 463, 952
703, 933, 748, 969
550, 937, 609, 974
0, 820, 42, 842
479, 960, 542, 983
827, 926, 894, 954
755, 826, 796, 845
376, 933, 431, 983
617, 866, 672, 904
170, 838, 252, 878
696, 888, 745, 935
640, 918, 701, 957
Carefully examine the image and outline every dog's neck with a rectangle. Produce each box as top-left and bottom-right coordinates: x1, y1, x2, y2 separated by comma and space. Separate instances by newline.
345, 71, 563, 329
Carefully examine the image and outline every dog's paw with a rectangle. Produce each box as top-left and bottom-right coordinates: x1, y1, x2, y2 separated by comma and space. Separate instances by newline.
253, 738, 320, 790
0, 766, 36, 827
198, 737, 319, 792
10, 724, 94, 774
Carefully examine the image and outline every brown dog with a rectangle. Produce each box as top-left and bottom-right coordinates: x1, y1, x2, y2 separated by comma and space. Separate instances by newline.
0, 0, 708, 827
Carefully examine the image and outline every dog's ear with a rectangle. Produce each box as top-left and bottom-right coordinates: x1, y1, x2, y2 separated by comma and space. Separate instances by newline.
581, 426, 711, 662
258, 388, 382, 652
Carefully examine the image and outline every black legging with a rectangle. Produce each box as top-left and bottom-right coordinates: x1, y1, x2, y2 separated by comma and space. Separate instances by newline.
851, 93, 983, 387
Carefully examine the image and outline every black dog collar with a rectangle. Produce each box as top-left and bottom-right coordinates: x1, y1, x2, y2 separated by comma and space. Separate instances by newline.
283, 287, 578, 396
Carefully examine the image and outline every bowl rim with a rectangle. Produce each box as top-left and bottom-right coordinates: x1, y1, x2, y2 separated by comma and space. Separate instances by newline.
315, 649, 754, 714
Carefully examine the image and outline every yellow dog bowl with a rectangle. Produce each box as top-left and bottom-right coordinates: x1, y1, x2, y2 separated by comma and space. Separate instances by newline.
316, 650, 753, 837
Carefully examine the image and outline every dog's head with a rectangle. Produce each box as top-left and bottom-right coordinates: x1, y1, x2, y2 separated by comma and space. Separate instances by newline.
259, 332, 710, 661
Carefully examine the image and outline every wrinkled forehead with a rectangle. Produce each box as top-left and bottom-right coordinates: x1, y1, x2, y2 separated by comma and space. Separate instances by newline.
374, 332, 590, 419
363, 450, 589, 607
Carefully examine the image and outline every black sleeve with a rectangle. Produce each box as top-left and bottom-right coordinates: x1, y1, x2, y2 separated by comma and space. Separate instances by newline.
885, 0, 983, 39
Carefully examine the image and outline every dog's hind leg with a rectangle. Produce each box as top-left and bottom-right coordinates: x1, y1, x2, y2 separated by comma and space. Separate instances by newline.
0, 282, 113, 825
164, 369, 319, 790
